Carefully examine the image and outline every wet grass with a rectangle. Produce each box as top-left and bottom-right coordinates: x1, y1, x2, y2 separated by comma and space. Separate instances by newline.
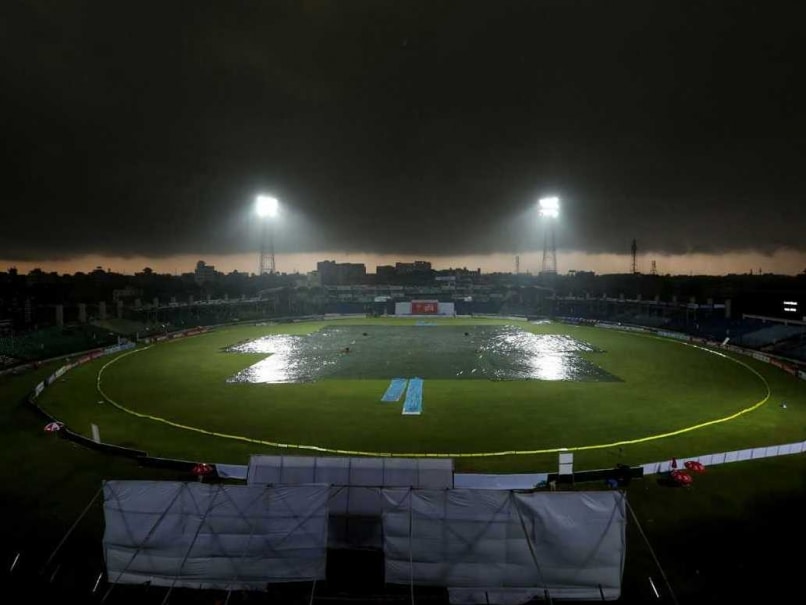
33, 318, 806, 474
2, 319, 806, 603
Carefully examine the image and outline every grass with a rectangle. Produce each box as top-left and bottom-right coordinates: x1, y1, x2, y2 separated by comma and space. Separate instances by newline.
624, 454, 806, 603
3, 317, 806, 603
35, 318, 800, 474
0, 360, 186, 600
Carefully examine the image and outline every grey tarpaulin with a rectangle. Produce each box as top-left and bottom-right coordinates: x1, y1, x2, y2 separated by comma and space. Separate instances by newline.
246, 455, 454, 488
102, 481, 329, 590
453, 473, 549, 490
215, 464, 248, 480
382, 489, 626, 602
247, 456, 454, 548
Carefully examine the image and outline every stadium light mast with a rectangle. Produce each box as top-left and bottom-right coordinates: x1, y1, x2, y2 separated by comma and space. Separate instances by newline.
538, 196, 559, 277
256, 195, 279, 275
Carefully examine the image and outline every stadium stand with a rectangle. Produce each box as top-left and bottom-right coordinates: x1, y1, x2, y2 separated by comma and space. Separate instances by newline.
663, 316, 766, 342
91, 318, 151, 337
733, 324, 806, 348
0, 354, 18, 368
611, 313, 671, 328
0, 325, 118, 363
781, 343, 806, 362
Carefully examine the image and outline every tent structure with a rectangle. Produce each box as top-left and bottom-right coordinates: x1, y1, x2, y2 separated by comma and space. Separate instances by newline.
102, 481, 329, 591
247, 456, 454, 548
100, 461, 627, 603
382, 489, 626, 603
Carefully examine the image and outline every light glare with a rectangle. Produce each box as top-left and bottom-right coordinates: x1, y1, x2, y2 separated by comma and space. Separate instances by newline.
256, 195, 279, 218
539, 196, 560, 218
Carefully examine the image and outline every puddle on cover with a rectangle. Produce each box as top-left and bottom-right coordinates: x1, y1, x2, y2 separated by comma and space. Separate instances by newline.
226, 325, 618, 384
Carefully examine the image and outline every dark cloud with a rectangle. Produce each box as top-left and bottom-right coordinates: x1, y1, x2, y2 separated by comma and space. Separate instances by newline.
1, 0, 804, 261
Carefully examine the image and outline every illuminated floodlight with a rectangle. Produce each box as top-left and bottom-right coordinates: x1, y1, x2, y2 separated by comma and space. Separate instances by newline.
256, 195, 279, 275
256, 195, 279, 218
539, 196, 560, 218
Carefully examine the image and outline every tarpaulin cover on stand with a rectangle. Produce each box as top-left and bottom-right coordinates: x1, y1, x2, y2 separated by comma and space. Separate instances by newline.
102, 481, 329, 590
382, 489, 626, 602
247, 456, 453, 548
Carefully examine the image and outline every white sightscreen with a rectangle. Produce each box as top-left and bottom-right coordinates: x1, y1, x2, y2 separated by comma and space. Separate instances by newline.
438, 302, 455, 315
247, 456, 454, 549
382, 489, 626, 602
395, 302, 412, 315
103, 481, 329, 590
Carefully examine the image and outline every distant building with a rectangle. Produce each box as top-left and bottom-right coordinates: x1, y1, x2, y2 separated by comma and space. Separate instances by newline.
375, 265, 396, 283
25, 268, 60, 286
395, 260, 432, 274
444, 267, 481, 278
194, 260, 218, 285
307, 271, 322, 287
316, 260, 367, 286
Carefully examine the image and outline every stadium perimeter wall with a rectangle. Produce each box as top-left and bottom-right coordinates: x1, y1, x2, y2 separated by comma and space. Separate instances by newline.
24, 327, 210, 459
18, 315, 806, 484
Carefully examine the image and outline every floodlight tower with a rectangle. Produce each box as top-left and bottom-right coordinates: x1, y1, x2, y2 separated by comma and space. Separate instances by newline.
538, 196, 559, 276
256, 195, 279, 275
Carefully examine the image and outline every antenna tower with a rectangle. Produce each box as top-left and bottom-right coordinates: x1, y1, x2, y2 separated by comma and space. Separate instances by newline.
631, 239, 638, 274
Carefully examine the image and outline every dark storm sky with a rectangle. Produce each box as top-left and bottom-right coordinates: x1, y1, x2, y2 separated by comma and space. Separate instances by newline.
1, 0, 804, 262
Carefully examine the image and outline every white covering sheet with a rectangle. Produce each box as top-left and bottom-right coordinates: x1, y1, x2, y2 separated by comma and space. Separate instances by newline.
103, 481, 329, 590
382, 489, 625, 601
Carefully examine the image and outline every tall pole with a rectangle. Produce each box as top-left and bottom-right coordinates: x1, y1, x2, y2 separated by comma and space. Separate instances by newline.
259, 220, 268, 275
538, 196, 559, 278
256, 195, 278, 275
259, 220, 265, 275
541, 222, 557, 276
259, 220, 275, 275
269, 219, 276, 274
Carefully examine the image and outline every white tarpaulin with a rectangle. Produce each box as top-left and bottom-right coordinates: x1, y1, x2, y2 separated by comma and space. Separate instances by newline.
215, 464, 248, 480
247, 455, 454, 488
102, 481, 329, 590
454, 473, 549, 490
382, 489, 626, 602
247, 456, 454, 549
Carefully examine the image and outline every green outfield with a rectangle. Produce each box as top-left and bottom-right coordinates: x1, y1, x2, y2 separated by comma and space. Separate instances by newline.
4, 317, 806, 603
33, 317, 805, 473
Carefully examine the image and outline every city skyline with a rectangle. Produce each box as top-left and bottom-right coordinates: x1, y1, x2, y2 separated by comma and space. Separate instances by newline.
2, 247, 805, 278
